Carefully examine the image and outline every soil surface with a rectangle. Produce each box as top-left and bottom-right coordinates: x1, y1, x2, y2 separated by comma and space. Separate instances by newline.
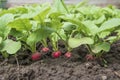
0, 41, 120, 80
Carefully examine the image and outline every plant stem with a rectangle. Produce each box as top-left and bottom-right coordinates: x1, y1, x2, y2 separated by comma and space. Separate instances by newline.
31, 43, 36, 53
55, 32, 63, 40
42, 39, 48, 47
97, 51, 104, 57
15, 55, 20, 80
85, 44, 93, 54
53, 42, 58, 51
50, 38, 58, 51
66, 36, 72, 52
61, 0, 69, 13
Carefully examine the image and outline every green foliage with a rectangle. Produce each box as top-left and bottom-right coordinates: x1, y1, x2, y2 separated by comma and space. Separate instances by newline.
0, 14, 14, 39
33, 7, 51, 23
99, 18, 120, 32
0, 6, 28, 17
1, 39, 21, 54
0, 37, 2, 44
68, 37, 94, 48
91, 42, 110, 54
8, 19, 32, 32
27, 27, 53, 52
53, 0, 68, 13
0, 0, 120, 58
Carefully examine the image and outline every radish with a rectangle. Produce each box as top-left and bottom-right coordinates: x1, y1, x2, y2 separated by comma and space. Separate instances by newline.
85, 54, 95, 61
41, 47, 50, 53
64, 52, 72, 58
31, 52, 41, 61
52, 51, 61, 58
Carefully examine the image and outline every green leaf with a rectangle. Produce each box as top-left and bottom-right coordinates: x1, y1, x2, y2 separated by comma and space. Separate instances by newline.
53, 0, 68, 13
116, 30, 120, 38
0, 14, 14, 24
20, 12, 38, 19
1, 52, 9, 58
48, 19, 62, 31
99, 18, 120, 32
51, 29, 66, 42
0, 6, 28, 17
82, 21, 99, 35
68, 37, 94, 48
20, 5, 42, 19
99, 31, 110, 38
8, 18, 32, 32
34, 7, 50, 22
0, 14, 14, 38
9, 29, 27, 42
51, 32, 59, 43
27, 27, 53, 52
92, 42, 110, 53
10, 29, 23, 38
62, 22, 76, 31
60, 14, 88, 33
0, 37, 2, 44
93, 15, 106, 24
48, 12, 61, 19
106, 36, 117, 43
1, 39, 21, 54
30, 21, 39, 31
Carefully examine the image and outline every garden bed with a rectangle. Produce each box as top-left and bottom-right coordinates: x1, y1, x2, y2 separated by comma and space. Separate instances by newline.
0, 41, 120, 80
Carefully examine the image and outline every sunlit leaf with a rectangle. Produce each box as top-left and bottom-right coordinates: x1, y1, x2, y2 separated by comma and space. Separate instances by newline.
68, 37, 94, 48
0, 14, 14, 39
34, 7, 51, 22
82, 21, 99, 35
1, 39, 21, 54
99, 18, 120, 32
53, 0, 68, 13
0, 37, 2, 44
8, 18, 32, 32
92, 42, 110, 53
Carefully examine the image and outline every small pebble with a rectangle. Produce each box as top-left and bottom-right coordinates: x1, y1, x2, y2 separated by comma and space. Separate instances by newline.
102, 75, 107, 80
85, 63, 93, 69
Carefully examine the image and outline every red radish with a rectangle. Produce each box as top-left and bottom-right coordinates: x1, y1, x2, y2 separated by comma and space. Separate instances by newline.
52, 51, 61, 58
85, 54, 95, 61
31, 52, 41, 61
64, 52, 72, 58
41, 47, 50, 53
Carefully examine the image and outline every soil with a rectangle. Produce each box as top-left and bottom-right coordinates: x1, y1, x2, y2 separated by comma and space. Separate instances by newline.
0, 41, 120, 80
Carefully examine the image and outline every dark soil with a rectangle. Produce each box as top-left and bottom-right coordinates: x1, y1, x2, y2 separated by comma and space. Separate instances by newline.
0, 41, 120, 80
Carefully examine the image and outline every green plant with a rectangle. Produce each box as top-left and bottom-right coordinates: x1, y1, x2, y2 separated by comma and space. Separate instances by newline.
61, 5, 120, 58
0, 0, 120, 62
0, 14, 21, 57
8, 6, 52, 53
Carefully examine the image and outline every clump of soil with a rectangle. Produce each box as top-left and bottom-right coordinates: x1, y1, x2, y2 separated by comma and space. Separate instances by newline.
0, 41, 120, 80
